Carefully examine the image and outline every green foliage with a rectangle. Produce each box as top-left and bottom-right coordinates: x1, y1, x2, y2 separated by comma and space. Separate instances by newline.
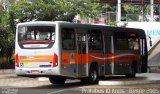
123, 5, 149, 15
10, 0, 102, 22
0, 5, 4, 16
0, 13, 15, 60
0, 2, 15, 63
123, 5, 141, 14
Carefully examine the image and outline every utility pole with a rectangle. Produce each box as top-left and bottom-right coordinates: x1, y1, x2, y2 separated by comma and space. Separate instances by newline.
117, 0, 121, 23
150, 0, 154, 22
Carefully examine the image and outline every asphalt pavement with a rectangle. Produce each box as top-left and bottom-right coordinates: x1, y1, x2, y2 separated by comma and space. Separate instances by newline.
0, 70, 160, 94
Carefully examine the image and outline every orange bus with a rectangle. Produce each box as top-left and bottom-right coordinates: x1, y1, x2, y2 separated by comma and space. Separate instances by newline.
15, 21, 148, 84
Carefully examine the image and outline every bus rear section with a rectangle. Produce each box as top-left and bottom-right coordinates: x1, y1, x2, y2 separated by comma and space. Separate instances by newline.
109, 29, 148, 78
15, 22, 61, 77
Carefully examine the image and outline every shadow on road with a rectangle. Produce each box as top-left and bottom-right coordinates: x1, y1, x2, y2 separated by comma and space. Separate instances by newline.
26, 80, 92, 89
100, 76, 148, 81
22, 75, 149, 89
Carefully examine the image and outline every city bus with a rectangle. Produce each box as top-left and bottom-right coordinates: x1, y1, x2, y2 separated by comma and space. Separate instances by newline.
15, 21, 148, 84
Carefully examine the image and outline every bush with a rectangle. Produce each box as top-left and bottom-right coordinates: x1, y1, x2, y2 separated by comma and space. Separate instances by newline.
0, 57, 15, 69
0, 62, 14, 69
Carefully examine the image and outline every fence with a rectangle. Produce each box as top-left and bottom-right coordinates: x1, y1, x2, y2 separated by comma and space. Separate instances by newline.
93, 12, 160, 25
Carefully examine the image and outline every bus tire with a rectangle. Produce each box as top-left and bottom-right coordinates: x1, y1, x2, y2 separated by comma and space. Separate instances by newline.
89, 66, 98, 84
126, 66, 136, 78
49, 77, 66, 84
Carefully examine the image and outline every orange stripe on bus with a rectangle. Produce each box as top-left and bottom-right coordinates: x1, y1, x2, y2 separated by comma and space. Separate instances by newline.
19, 52, 141, 64
19, 55, 53, 62
62, 52, 141, 64
62, 53, 71, 64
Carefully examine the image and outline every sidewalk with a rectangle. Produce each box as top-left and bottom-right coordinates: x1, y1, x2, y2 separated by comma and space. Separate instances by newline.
0, 69, 15, 74
99, 73, 160, 85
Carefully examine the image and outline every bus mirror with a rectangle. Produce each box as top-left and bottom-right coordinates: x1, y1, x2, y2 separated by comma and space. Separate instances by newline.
150, 40, 152, 47
148, 36, 152, 47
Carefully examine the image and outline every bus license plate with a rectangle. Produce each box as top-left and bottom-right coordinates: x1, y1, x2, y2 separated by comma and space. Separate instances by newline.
31, 70, 40, 74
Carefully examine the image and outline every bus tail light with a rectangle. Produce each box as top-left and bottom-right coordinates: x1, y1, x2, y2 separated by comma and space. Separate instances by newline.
15, 54, 19, 67
53, 53, 58, 67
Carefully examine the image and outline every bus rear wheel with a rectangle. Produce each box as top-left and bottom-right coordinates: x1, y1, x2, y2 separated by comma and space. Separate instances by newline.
49, 77, 66, 84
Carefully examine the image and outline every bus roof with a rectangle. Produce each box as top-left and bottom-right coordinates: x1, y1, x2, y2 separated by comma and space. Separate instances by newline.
17, 21, 145, 37
17, 21, 68, 26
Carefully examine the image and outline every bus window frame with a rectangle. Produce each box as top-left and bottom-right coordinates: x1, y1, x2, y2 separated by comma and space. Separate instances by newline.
87, 29, 103, 51
114, 31, 129, 50
114, 31, 140, 51
61, 28, 76, 50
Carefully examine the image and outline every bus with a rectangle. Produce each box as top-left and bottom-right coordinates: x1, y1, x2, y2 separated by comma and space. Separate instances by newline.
15, 21, 148, 84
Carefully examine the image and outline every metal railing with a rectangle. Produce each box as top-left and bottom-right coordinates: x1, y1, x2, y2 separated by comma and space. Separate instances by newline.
98, 12, 160, 25
126, 14, 160, 22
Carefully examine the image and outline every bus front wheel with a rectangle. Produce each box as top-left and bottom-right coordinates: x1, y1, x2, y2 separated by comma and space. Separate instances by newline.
126, 67, 136, 78
49, 77, 66, 84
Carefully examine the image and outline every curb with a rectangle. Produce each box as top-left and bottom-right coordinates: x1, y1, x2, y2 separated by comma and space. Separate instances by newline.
38, 77, 49, 81
99, 80, 160, 86
99, 73, 160, 86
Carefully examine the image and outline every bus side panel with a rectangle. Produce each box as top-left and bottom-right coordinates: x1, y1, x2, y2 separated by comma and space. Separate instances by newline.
111, 29, 143, 75
110, 52, 139, 75
60, 25, 88, 78
113, 63, 131, 75
61, 52, 77, 77
104, 35, 113, 75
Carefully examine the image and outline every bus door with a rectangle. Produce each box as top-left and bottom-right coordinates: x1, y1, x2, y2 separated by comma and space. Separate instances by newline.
105, 36, 112, 75
140, 38, 148, 72
61, 28, 77, 77
76, 33, 87, 76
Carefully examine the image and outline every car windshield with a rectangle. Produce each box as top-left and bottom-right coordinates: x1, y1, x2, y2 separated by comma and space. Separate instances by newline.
18, 26, 55, 43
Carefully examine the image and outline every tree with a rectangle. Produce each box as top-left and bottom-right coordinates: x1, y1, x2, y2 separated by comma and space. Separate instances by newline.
0, 2, 15, 63
10, 0, 102, 22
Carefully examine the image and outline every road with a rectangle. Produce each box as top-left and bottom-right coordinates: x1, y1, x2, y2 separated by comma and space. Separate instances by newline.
0, 72, 160, 94
1, 83, 160, 94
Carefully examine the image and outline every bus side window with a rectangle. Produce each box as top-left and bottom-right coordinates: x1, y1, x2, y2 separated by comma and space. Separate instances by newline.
114, 32, 128, 50
62, 28, 75, 50
88, 30, 102, 50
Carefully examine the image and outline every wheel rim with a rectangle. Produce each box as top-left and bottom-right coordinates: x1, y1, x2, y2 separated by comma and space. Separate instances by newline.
91, 70, 97, 81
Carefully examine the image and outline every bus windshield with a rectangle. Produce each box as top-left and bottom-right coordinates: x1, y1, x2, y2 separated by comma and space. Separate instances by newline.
18, 26, 55, 48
